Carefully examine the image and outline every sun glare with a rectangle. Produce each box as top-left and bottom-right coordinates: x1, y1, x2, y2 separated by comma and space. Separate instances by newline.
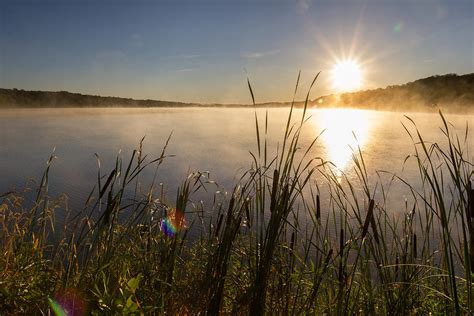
330, 59, 363, 92
311, 108, 372, 176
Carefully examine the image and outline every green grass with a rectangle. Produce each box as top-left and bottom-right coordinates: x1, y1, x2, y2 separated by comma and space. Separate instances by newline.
0, 75, 473, 315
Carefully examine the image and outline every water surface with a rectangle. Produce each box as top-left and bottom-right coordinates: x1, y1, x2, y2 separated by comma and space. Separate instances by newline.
1, 107, 472, 216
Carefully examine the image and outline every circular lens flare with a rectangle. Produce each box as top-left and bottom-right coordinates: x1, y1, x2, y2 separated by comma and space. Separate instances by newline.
160, 208, 186, 237
48, 288, 86, 316
331, 59, 363, 92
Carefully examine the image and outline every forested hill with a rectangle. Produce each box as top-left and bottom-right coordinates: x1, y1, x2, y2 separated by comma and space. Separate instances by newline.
0, 89, 200, 108
312, 73, 474, 112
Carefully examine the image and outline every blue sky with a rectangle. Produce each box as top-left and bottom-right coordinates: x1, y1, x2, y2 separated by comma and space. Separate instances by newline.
0, 0, 473, 103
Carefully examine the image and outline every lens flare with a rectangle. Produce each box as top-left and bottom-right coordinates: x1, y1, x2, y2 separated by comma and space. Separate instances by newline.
160, 208, 186, 237
48, 298, 67, 316
48, 288, 86, 316
393, 22, 404, 33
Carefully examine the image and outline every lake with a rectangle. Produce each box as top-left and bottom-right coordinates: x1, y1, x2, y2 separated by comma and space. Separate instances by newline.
1, 107, 473, 219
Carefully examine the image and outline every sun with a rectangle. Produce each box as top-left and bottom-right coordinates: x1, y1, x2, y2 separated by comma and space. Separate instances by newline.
330, 59, 363, 92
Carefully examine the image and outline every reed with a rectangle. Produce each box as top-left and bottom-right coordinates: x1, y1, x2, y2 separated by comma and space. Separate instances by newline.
0, 77, 472, 314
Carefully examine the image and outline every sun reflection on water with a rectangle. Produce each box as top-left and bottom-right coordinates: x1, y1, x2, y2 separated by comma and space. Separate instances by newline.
311, 108, 372, 176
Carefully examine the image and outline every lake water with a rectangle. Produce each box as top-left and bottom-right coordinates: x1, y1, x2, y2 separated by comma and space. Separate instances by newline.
1, 107, 473, 219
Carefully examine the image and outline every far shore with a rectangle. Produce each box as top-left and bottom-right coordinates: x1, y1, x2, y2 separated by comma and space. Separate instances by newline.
1, 73, 473, 113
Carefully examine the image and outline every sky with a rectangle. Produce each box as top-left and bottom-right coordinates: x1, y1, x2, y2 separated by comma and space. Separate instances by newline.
0, 0, 473, 104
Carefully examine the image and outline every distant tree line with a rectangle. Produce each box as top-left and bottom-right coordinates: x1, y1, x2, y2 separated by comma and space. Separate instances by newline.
1, 73, 473, 111
0, 89, 197, 108
0, 88, 284, 109
313, 73, 474, 112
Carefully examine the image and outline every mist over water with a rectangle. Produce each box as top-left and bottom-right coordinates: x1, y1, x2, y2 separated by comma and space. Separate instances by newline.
0, 107, 473, 220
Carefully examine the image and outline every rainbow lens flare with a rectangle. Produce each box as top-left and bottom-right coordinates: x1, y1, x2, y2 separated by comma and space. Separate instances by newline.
48, 298, 67, 316
48, 288, 86, 316
393, 22, 404, 33
160, 208, 186, 237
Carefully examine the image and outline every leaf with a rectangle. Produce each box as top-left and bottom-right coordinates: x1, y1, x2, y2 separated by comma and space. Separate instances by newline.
127, 274, 142, 293
125, 296, 139, 313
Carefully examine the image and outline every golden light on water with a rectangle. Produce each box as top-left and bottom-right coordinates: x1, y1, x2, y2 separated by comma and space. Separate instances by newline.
330, 59, 363, 92
312, 109, 372, 174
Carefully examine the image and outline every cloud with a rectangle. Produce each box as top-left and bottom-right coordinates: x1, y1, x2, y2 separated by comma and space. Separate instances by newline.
176, 68, 193, 73
296, 0, 312, 13
242, 49, 280, 59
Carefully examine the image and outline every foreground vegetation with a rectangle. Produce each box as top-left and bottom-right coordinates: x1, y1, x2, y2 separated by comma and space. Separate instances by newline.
1, 76, 473, 315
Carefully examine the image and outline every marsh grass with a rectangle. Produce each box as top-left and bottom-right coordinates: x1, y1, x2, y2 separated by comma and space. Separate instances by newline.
0, 75, 473, 314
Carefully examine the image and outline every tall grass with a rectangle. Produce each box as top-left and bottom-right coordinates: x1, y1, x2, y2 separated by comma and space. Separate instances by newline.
0, 76, 473, 314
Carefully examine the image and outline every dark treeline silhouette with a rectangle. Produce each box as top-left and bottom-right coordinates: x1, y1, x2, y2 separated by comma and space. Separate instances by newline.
0, 88, 289, 109
1, 73, 473, 111
313, 73, 474, 112
0, 89, 199, 108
